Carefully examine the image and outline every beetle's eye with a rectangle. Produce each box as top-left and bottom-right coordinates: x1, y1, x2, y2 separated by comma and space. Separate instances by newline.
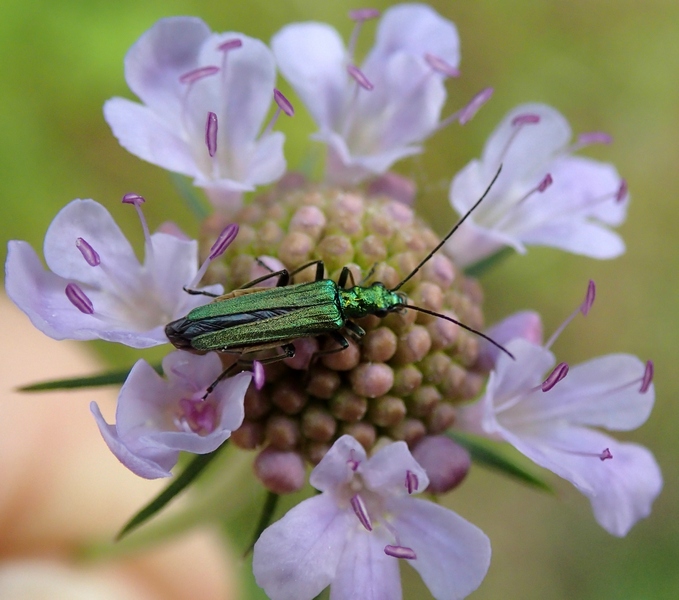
374, 309, 388, 318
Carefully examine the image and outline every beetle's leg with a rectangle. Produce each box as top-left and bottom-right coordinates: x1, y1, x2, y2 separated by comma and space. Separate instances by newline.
337, 266, 357, 289
358, 262, 378, 286
308, 332, 350, 365
201, 345, 296, 400
344, 320, 366, 340
181, 286, 220, 297
237, 344, 296, 366
201, 362, 241, 400
240, 268, 291, 289
285, 260, 326, 284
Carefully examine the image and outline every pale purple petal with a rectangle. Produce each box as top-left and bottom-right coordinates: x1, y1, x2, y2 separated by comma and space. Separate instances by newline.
149, 371, 251, 453
147, 232, 222, 317
520, 217, 625, 258
365, 4, 460, 70
271, 22, 347, 129
104, 98, 200, 177
198, 34, 277, 152
523, 354, 654, 431
483, 340, 556, 423
586, 440, 662, 536
90, 402, 177, 479
43, 199, 139, 287
480, 103, 571, 182
392, 497, 491, 600
330, 530, 402, 600
361, 441, 429, 497
310, 435, 367, 492
123, 17, 211, 120
476, 310, 543, 370
253, 495, 353, 600
244, 131, 287, 186
5, 241, 96, 341
114, 359, 174, 436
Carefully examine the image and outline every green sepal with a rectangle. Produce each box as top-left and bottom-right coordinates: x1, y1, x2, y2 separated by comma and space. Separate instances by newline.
463, 247, 514, 278
169, 172, 209, 220
117, 443, 227, 540
243, 491, 280, 558
448, 431, 553, 492
18, 364, 162, 392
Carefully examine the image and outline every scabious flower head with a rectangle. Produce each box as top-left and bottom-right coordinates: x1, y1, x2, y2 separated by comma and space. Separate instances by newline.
457, 298, 661, 536
91, 350, 252, 478
104, 17, 288, 210
272, 4, 461, 185
202, 180, 489, 478
253, 434, 490, 600
447, 103, 629, 267
4, 4, 661, 599
5, 196, 221, 348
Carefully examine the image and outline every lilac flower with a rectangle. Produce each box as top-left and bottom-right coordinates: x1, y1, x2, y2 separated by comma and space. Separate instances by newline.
5, 197, 222, 348
91, 351, 251, 479
447, 103, 629, 267
458, 293, 661, 536
104, 17, 287, 210
272, 4, 461, 185
253, 435, 490, 600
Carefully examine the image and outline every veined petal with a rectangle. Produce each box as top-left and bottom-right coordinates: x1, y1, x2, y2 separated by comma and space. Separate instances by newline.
253, 494, 353, 600
520, 217, 625, 258
245, 132, 287, 185
104, 98, 200, 177
475, 310, 543, 371
5, 241, 98, 341
90, 402, 176, 479
114, 359, 173, 435
515, 354, 654, 431
147, 232, 222, 317
480, 103, 571, 182
330, 529, 402, 600
393, 497, 491, 600
43, 199, 139, 286
365, 3, 460, 71
272, 22, 347, 129
310, 435, 367, 492
198, 34, 277, 152
123, 16, 212, 120
361, 441, 429, 497
586, 440, 662, 536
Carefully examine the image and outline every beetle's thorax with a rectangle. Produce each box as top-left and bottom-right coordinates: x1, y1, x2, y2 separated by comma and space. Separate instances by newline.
339, 283, 405, 319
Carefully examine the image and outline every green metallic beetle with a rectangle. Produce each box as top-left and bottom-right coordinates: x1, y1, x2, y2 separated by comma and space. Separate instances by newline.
165, 168, 509, 388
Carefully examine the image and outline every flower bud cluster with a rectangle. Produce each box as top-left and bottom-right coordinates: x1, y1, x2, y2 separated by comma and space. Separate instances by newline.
201, 178, 488, 474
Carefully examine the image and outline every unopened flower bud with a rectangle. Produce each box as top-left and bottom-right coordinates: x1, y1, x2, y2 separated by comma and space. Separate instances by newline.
412, 435, 471, 493
254, 447, 306, 494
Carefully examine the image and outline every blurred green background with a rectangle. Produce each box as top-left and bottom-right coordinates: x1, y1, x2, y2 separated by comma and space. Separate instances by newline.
1, 0, 677, 598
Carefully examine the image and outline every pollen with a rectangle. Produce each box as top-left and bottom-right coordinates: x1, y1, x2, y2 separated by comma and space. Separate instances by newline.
200, 177, 489, 479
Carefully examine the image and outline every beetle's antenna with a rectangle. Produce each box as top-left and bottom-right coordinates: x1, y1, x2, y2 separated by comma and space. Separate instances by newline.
391, 165, 502, 292
400, 304, 515, 359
